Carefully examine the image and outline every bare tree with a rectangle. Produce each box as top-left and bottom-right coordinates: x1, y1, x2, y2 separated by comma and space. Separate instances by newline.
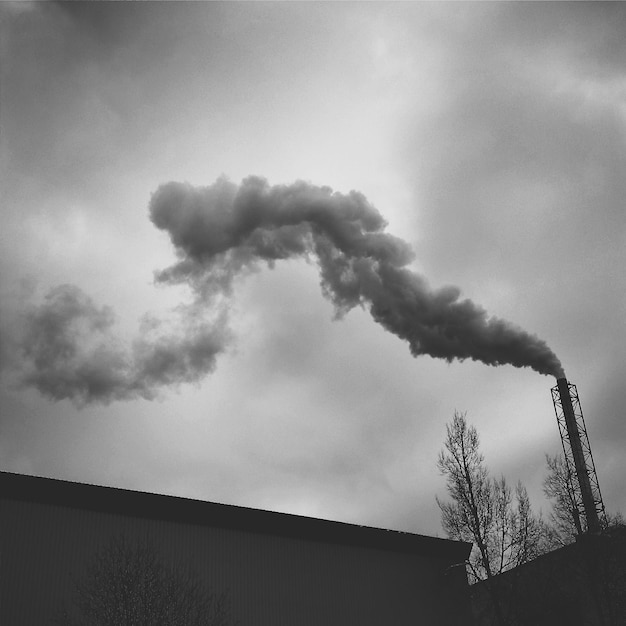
436, 412, 551, 625
491, 478, 548, 572
436, 412, 544, 584
436, 411, 494, 582
543, 452, 624, 547
542, 453, 582, 547
53, 535, 233, 626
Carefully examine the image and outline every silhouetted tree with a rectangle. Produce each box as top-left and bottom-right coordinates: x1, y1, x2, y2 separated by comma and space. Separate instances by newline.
436, 412, 545, 584
436, 412, 553, 625
543, 452, 624, 547
542, 453, 583, 546
53, 535, 233, 626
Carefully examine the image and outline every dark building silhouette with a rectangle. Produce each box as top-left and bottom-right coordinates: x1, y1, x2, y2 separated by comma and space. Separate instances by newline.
1, 471, 472, 625
470, 529, 626, 626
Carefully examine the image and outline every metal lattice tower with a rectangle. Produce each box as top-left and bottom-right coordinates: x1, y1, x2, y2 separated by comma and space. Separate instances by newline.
551, 378, 606, 534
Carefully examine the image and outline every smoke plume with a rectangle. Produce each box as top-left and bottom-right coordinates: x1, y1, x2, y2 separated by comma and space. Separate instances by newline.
19, 284, 228, 405
18, 176, 563, 405
150, 176, 564, 376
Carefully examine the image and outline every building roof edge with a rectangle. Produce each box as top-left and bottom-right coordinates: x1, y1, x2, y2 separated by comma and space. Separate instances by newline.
1, 471, 471, 562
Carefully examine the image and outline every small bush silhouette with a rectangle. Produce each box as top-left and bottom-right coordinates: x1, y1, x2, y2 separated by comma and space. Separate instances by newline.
53, 535, 232, 626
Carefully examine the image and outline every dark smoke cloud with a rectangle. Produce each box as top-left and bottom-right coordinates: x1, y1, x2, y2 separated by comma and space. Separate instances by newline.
19, 284, 228, 405
18, 176, 563, 405
150, 176, 564, 378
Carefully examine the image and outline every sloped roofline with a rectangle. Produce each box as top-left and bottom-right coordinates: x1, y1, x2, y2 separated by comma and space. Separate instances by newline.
1, 471, 471, 562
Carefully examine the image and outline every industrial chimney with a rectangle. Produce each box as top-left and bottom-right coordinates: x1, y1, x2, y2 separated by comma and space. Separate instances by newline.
550, 378, 606, 535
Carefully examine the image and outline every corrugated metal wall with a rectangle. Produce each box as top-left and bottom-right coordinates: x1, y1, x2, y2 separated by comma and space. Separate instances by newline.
1, 498, 466, 625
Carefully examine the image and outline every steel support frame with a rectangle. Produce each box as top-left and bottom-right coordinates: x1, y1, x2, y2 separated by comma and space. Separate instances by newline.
551, 379, 606, 534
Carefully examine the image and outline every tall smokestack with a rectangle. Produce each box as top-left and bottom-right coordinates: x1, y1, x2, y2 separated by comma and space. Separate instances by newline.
551, 378, 605, 534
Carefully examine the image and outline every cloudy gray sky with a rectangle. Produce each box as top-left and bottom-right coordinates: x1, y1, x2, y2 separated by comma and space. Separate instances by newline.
1, 1, 624, 537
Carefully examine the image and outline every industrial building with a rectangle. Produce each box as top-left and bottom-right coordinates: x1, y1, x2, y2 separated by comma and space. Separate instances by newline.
1, 471, 472, 625
470, 529, 626, 626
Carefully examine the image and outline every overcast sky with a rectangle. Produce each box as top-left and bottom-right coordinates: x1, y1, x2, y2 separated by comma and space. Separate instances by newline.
1, 1, 624, 538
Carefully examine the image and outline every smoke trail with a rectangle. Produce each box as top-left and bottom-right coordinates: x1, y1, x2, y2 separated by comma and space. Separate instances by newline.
150, 176, 564, 377
18, 175, 563, 405
19, 284, 228, 405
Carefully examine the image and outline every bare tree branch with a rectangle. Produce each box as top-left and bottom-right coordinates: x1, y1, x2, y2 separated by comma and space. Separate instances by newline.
53, 535, 234, 626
